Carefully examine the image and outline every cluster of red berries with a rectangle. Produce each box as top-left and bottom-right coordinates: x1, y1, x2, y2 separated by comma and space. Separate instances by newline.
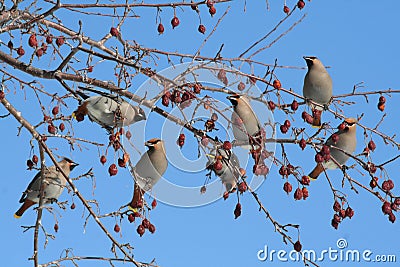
283, 181, 309, 201
280, 119, 291, 134
331, 200, 354, 229
381, 198, 399, 223
250, 148, 270, 176
162, 83, 202, 108
314, 145, 331, 164
26, 154, 39, 170
204, 112, 218, 132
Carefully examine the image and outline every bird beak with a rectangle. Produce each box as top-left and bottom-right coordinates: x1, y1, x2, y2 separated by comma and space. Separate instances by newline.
70, 162, 79, 170
135, 107, 146, 121
145, 141, 154, 147
227, 95, 238, 105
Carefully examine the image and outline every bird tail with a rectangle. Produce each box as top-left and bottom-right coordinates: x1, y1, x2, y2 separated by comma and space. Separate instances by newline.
312, 109, 322, 128
308, 163, 325, 180
129, 184, 144, 212
14, 199, 36, 218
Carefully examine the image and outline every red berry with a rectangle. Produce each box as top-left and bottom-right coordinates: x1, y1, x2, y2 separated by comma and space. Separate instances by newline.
294, 188, 303, 200
238, 182, 247, 193
333, 214, 341, 223
379, 95, 386, 104
297, 0, 305, 9
345, 207, 354, 218
201, 136, 209, 146
59, 123, 65, 132
331, 134, 339, 143
54, 223, 59, 232
280, 124, 288, 134
368, 140, 376, 151
32, 155, 39, 164
290, 100, 298, 111
382, 201, 392, 215
41, 43, 48, 53
128, 213, 135, 223
331, 219, 339, 230
294, 241, 302, 252
377, 102, 385, 112
237, 82, 245, 91
302, 187, 309, 200
395, 198, 400, 206
148, 223, 156, 234
55, 36, 65, 47
17, 46, 25, 56
279, 166, 288, 177
7, 40, 13, 49
234, 203, 241, 219
273, 79, 281, 89
389, 212, 396, 223
142, 218, 150, 229
268, 101, 276, 111
299, 138, 307, 150
223, 191, 229, 200
114, 224, 120, 233
27, 159, 34, 170
48, 124, 56, 134
333, 201, 341, 212
370, 177, 378, 188
198, 24, 206, 34
301, 175, 310, 185
223, 141, 232, 150
382, 180, 391, 192
35, 48, 44, 57
137, 225, 145, 236
125, 130, 132, 140
283, 182, 292, 194
118, 158, 126, 168
321, 145, 330, 156
284, 119, 291, 128
108, 163, 118, 176
206, 0, 214, 7
52, 106, 59, 116
209, 5, 216, 16
28, 34, 38, 47
315, 153, 323, 163
151, 199, 157, 209
338, 123, 346, 131
339, 209, 346, 218
110, 27, 119, 37
283, 5, 290, 14
155, 23, 164, 35
200, 185, 207, 194
46, 35, 53, 44
100, 155, 107, 165
171, 16, 180, 29
193, 83, 202, 94
211, 113, 218, 121
213, 160, 223, 171
162, 94, 170, 107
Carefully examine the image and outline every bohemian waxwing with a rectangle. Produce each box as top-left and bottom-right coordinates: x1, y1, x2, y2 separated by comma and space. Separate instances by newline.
15, 158, 78, 218
207, 148, 241, 193
302, 56, 333, 127
129, 138, 168, 209
308, 118, 357, 179
227, 94, 261, 146
73, 88, 146, 131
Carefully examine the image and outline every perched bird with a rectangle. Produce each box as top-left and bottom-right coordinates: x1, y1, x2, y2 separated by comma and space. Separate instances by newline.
129, 138, 168, 210
302, 56, 333, 127
15, 158, 78, 218
208, 148, 241, 193
73, 88, 146, 131
308, 118, 357, 179
227, 94, 261, 146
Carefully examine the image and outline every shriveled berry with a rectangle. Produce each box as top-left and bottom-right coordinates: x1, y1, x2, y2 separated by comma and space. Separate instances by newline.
193, 83, 202, 94
27, 159, 34, 170
377, 102, 385, 112
290, 100, 298, 111
268, 101, 276, 111
379, 95, 386, 104
118, 158, 126, 168
370, 177, 378, 188
162, 94, 170, 107
7, 40, 13, 49
198, 24, 206, 34
54, 223, 59, 232
301, 175, 310, 186
48, 124, 56, 134
234, 203, 241, 219
148, 223, 156, 234
294, 188, 303, 200
125, 130, 132, 140
206, 0, 214, 7
333, 214, 341, 223
100, 155, 107, 165
110, 27, 119, 37
299, 138, 307, 150
382, 201, 392, 215
382, 180, 391, 192
302, 187, 309, 200
333, 201, 341, 212
237, 82, 245, 91
395, 198, 400, 206
128, 213, 135, 223
17, 46, 25, 56
345, 207, 354, 219
294, 241, 302, 252
46, 35, 53, 44
280, 124, 288, 134
279, 166, 288, 177
35, 48, 44, 57
137, 225, 145, 236
283, 181, 292, 194
211, 113, 218, 121
114, 224, 120, 233
209, 5, 216, 16
171, 16, 180, 29
223, 191, 229, 200
28, 34, 38, 47
200, 185, 206, 194
331, 219, 339, 229
108, 163, 118, 176
273, 79, 281, 89
238, 182, 247, 193
142, 218, 150, 229
55, 36, 65, 47
389, 212, 396, 223
339, 209, 346, 218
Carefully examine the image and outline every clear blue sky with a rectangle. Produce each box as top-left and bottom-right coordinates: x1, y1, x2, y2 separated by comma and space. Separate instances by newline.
1, 1, 400, 266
